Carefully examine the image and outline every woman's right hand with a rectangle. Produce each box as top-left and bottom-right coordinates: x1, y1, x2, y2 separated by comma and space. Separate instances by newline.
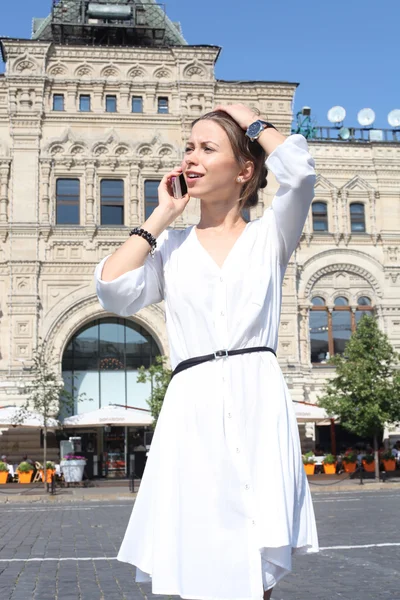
157, 166, 190, 222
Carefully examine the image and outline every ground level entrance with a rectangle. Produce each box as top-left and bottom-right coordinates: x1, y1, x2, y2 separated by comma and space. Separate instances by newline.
57, 425, 154, 479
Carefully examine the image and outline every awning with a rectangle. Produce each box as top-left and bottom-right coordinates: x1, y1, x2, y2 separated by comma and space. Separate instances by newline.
63, 404, 154, 428
293, 401, 336, 423
0, 406, 58, 428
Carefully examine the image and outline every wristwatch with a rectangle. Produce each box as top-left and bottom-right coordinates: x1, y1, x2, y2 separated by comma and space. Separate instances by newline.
245, 120, 277, 142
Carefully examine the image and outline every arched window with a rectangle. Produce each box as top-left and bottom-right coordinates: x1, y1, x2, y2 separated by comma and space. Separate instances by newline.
309, 295, 374, 364
350, 203, 366, 233
62, 318, 160, 415
312, 202, 328, 232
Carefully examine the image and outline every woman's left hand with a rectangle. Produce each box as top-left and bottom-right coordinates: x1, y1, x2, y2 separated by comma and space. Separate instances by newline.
214, 103, 261, 131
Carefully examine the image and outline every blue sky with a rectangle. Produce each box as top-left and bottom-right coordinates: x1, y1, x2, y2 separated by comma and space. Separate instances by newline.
1, 0, 398, 129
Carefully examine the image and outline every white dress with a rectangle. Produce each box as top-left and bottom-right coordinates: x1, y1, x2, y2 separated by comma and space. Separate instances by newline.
95, 134, 319, 600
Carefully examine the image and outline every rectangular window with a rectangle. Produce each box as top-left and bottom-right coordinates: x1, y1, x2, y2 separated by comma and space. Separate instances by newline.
106, 95, 117, 113
157, 97, 169, 114
144, 180, 160, 220
79, 95, 91, 112
56, 179, 80, 225
101, 179, 124, 226
53, 94, 64, 111
132, 96, 143, 113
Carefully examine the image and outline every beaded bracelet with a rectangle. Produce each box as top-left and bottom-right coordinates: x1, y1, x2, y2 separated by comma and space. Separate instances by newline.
129, 227, 157, 258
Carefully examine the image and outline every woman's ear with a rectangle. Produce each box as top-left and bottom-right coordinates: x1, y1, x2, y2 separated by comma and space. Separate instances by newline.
239, 161, 254, 183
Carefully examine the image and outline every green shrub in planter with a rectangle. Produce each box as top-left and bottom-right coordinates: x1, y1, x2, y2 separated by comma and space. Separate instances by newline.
323, 453, 336, 465
0, 461, 8, 472
17, 461, 34, 472
363, 453, 374, 464
302, 451, 315, 465
342, 451, 357, 463
382, 450, 394, 461
46, 462, 55, 470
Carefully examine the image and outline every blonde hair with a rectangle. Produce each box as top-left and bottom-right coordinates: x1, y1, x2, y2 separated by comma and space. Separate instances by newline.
191, 110, 268, 209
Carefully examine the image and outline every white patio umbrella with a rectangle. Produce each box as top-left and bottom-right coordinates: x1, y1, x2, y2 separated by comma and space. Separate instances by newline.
293, 401, 338, 455
293, 401, 333, 423
62, 404, 154, 428
0, 406, 58, 428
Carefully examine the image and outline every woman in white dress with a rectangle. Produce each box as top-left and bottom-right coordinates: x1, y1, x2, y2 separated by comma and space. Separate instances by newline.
95, 103, 319, 600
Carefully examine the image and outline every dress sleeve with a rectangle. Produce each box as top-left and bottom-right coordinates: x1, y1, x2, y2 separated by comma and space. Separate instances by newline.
265, 134, 316, 265
94, 230, 168, 317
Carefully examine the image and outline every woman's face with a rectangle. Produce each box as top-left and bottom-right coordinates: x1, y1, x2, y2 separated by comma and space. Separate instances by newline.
182, 120, 243, 202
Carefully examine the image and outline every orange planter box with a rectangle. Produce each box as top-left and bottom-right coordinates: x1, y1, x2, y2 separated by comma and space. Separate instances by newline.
0, 471, 8, 484
382, 459, 396, 472
40, 469, 55, 483
342, 461, 357, 473
17, 470, 33, 484
323, 463, 337, 475
362, 460, 375, 472
304, 463, 315, 475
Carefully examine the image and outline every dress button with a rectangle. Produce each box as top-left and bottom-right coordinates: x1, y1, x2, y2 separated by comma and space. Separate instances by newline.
227, 413, 232, 418
220, 311, 225, 316
244, 484, 249, 490
236, 448, 240, 453
252, 520, 256, 526
220, 277, 224, 282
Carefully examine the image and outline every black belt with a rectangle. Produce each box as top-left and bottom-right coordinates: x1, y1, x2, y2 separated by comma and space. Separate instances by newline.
171, 346, 276, 379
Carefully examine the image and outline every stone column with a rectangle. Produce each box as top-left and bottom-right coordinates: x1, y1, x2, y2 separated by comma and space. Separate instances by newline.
299, 306, 310, 365
0, 161, 10, 223
85, 161, 96, 224
40, 160, 52, 223
129, 164, 140, 225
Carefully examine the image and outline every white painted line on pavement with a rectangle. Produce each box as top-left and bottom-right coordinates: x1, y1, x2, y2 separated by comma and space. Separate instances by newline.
1, 542, 400, 562
0, 557, 118, 562
313, 498, 361, 503
321, 542, 400, 550
0, 504, 132, 513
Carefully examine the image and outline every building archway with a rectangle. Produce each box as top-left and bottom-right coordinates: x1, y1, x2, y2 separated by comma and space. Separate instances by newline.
62, 316, 162, 416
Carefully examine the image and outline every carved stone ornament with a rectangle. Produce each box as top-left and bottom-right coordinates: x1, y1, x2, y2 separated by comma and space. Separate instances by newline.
184, 64, 207, 80
94, 145, 109, 156
48, 63, 67, 76
75, 65, 93, 78
15, 60, 36, 73
50, 145, 65, 156
128, 67, 146, 79
101, 65, 120, 78
154, 67, 172, 79
138, 146, 153, 157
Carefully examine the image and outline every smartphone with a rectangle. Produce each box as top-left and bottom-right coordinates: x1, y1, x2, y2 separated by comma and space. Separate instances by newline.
172, 173, 188, 199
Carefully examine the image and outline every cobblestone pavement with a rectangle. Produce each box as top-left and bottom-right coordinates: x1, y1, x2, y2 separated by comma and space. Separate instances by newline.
0, 490, 399, 600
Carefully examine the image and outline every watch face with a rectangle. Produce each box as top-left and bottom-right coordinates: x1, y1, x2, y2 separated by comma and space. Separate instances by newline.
247, 121, 262, 137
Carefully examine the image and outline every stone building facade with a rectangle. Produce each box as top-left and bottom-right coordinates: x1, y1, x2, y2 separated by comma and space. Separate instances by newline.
0, 9, 399, 463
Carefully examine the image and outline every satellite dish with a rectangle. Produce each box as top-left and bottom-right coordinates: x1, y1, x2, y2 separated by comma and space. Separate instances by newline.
338, 127, 350, 140
388, 109, 400, 128
327, 106, 346, 124
357, 108, 375, 127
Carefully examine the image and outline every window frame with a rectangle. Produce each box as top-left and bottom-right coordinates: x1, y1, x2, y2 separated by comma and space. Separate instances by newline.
79, 94, 91, 112
100, 179, 125, 226
53, 94, 65, 112
349, 202, 366, 233
132, 96, 143, 113
309, 295, 374, 365
157, 96, 169, 114
312, 201, 328, 232
55, 178, 80, 225
144, 180, 161, 220
105, 95, 117, 113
